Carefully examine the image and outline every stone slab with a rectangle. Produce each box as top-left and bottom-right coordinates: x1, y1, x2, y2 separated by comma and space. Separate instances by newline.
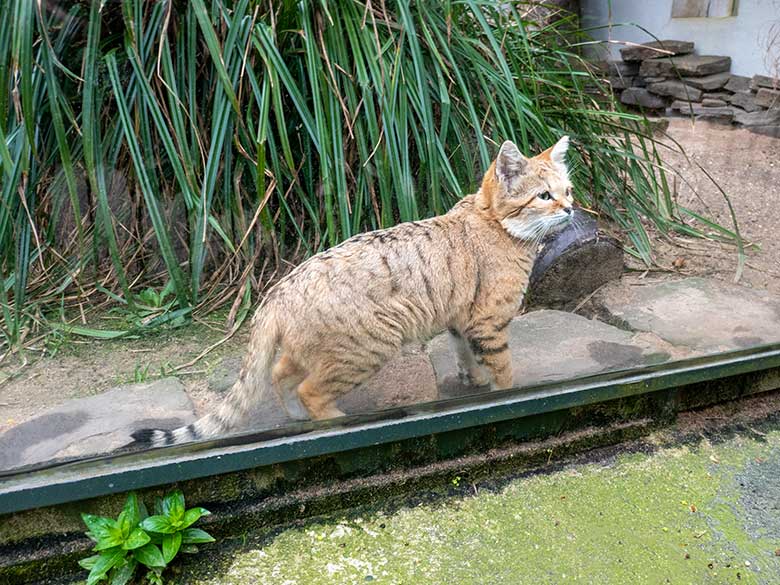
681, 71, 731, 91
702, 98, 726, 107
620, 40, 694, 62
0, 379, 196, 470
670, 101, 735, 120
621, 87, 667, 109
734, 107, 780, 126
751, 74, 780, 90
428, 310, 683, 399
755, 88, 780, 109
724, 74, 751, 93
647, 80, 702, 101
702, 92, 731, 101
729, 91, 763, 113
640, 55, 731, 78
587, 277, 780, 353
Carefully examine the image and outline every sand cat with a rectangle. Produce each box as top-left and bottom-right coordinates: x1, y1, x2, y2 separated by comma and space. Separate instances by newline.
133, 137, 574, 447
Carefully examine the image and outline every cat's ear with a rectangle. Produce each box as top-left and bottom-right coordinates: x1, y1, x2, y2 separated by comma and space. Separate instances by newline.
495, 141, 528, 185
549, 135, 570, 168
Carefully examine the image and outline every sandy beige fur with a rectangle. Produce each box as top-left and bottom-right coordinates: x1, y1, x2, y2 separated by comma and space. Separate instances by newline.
134, 137, 574, 446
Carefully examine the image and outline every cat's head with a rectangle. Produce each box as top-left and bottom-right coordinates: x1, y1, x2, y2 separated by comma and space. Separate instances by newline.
477, 136, 574, 241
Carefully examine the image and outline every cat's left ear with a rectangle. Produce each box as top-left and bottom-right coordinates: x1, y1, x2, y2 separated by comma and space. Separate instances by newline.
549, 135, 569, 168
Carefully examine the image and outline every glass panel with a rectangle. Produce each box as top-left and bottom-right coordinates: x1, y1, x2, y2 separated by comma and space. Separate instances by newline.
0, 0, 777, 481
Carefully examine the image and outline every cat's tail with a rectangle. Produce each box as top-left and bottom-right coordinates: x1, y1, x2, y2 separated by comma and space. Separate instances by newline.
130, 312, 280, 448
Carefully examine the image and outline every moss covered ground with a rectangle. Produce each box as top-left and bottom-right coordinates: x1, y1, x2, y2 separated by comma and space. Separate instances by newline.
184, 424, 780, 585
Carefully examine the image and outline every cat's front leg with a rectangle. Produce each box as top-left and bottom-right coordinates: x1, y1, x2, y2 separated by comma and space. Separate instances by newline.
463, 328, 513, 390
448, 328, 491, 387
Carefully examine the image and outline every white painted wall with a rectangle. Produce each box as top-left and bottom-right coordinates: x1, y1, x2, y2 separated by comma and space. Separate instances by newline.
580, 0, 780, 76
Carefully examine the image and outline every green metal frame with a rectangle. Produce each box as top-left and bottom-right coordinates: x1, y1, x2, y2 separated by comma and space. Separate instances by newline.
2, 342, 780, 515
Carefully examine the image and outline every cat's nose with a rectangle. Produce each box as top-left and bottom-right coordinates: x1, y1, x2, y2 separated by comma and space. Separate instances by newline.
563, 207, 572, 215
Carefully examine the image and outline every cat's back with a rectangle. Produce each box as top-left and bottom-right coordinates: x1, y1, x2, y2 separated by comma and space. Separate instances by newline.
268, 210, 477, 327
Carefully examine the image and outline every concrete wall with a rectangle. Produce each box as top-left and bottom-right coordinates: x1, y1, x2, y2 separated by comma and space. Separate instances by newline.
580, 0, 780, 76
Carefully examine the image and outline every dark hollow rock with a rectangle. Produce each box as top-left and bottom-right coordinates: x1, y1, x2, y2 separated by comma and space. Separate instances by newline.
525, 209, 623, 311
620, 40, 694, 62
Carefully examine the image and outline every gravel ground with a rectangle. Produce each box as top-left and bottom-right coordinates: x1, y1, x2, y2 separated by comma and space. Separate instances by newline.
640, 118, 780, 294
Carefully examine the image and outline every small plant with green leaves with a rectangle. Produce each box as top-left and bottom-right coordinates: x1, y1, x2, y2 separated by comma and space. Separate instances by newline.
79, 491, 215, 585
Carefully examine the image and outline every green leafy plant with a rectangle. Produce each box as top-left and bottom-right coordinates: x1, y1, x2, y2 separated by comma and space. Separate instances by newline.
79, 491, 215, 585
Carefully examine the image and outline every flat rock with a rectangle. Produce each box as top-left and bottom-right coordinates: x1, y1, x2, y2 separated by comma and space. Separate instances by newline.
620, 40, 694, 62
525, 210, 623, 311
641, 76, 667, 84
682, 71, 731, 91
702, 98, 727, 107
755, 88, 780, 109
734, 107, 780, 126
729, 91, 763, 113
724, 75, 751, 93
586, 277, 780, 353
751, 74, 780, 90
648, 80, 702, 101
640, 55, 731, 78
621, 87, 667, 109
428, 310, 683, 399
0, 379, 196, 470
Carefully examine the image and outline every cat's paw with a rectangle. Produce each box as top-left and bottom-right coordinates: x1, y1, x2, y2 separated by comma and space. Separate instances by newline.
458, 366, 491, 388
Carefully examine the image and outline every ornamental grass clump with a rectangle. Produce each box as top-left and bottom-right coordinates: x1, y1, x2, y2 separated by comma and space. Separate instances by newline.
0, 0, 736, 350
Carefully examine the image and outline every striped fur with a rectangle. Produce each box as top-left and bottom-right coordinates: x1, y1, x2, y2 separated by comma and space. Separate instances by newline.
132, 137, 574, 447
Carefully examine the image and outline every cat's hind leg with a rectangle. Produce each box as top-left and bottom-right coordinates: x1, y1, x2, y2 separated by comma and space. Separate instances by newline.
271, 354, 309, 420
296, 356, 387, 420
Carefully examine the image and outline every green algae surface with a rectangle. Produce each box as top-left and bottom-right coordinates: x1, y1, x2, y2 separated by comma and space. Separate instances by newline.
190, 429, 780, 585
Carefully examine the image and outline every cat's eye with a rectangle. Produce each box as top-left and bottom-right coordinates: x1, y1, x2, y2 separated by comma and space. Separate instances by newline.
537, 191, 553, 201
